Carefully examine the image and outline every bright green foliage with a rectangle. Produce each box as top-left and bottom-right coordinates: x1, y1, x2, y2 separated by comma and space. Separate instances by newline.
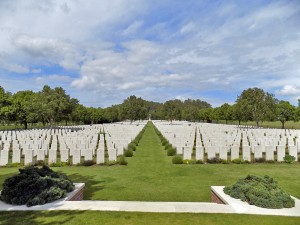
284, 155, 296, 164
0, 165, 74, 207
224, 175, 295, 209
276, 101, 296, 129
120, 95, 147, 122
236, 88, 277, 127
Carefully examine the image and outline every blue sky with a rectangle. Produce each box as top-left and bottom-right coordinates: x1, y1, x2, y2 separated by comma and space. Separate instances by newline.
0, 0, 299, 107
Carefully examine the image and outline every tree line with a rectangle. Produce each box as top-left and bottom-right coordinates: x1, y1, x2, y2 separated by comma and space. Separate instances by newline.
0, 86, 299, 129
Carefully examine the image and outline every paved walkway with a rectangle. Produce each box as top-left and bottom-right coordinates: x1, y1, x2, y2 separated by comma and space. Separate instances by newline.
0, 186, 299, 217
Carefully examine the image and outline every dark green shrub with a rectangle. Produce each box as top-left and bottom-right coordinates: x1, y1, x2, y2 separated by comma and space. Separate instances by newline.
196, 160, 204, 164
161, 139, 168, 146
221, 159, 229, 164
124, 149, 133, 157
254, 158, 266, 163
172, 155, 183, 164
284, 155, 295, 164
118, 156, 128, 165
224, 175, 295, 209
206, 157, 221, 164
128, 143, 136, 151
232, 158, 242, 164
0, 165, 74, 207
167, 148, 176, 156
82, 160, 95, 166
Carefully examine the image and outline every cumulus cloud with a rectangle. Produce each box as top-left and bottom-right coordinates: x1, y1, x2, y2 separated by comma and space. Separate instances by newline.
278, 85, 300, 96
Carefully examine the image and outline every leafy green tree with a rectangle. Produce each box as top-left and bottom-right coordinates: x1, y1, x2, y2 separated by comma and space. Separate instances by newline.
218, 103, 234, 124
276, 101, 296, 129
236, 88, 277, 127
0, 86, 12, 124
199, 108, 214, 123
163, 99, 182, 122
11, 90, 36, 129
120, 95, 147, 122
36, 86, 78, 126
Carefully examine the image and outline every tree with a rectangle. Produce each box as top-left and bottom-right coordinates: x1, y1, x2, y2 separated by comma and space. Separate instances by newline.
236, 88, 277, 127
218, 103, 234, 124
163, 100, 182, 123
0, 86, 12, 124
120, 95, 147, 122
11, 90, 36, 129
199, 108, 214, 123
37, 86, 78, 126
276, 101, 296, 129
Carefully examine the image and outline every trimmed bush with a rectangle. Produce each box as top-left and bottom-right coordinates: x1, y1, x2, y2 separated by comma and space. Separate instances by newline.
206, 157, 221, 164
172, 155, 183, 164
167, 148, 176, 156
231, 158, 242, 164
284, 155, 295, 164
128, 143, 136, 151
0, 165, 74, 207
124, 149, 133, 157
224, 175, 295, 209
82, 160, 95, 166
196, 160, 204, 164
254, 158, 266, 163
118, 156, 128, 165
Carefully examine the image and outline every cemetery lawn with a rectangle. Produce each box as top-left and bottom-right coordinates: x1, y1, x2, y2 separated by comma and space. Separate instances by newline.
0, 211, 299, 225
1, 122, 299, 202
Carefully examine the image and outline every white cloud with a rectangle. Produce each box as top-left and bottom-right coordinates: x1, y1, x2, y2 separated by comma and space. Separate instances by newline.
12, 35, 81, 70
122, 20, 144, 37
35, 74, 72, 84
278, 85, 300, 96
0, 58, 29, 73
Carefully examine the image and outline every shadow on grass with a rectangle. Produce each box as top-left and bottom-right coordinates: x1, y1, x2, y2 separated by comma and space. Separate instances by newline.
0, 211, 84, 225
66, 173, 105, 200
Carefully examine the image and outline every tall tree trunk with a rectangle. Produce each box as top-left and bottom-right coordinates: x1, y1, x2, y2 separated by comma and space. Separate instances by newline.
256, 120, 259, 127
23, 121, 28, 129
281, 121, 285, 129
238, 120, 241, 125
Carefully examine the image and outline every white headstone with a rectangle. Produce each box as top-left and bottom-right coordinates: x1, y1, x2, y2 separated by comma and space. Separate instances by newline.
254, 145, 263, 159
288, 146, 297, 160
277, 146, 285, 162
108, 148, 117, 161
36, 149, 45, 161
60, 149, 69, 163
242, 145, 251, 161
195, 147, 203, 161
0, 150, 9, 166
48, 150, 57, 164
12, 149, 21, 163
231, 146, 239, 160
183, 147, 192, 160
96, 149, 105, 164
24, 149, 33, 165
265, 146, 275, 161
219, 148, 227, 160
72, 149, 81, 165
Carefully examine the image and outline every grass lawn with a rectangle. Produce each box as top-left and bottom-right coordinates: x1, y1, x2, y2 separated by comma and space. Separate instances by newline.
0, 211, 299, 225
0, 122, 299, 224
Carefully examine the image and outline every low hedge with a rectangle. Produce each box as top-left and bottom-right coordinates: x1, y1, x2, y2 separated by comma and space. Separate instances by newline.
224, 175, 295, 209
